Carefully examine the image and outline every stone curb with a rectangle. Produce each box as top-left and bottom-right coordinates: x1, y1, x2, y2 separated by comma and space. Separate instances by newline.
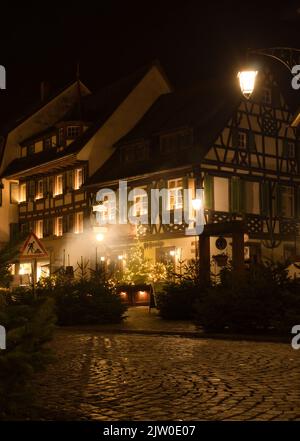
56, 326, 290, 344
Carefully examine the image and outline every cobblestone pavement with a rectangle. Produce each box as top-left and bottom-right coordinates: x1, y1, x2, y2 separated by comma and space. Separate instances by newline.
33, 329, 300, 421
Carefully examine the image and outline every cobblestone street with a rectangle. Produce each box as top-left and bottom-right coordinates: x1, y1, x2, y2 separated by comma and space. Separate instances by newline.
33, 328, 300, 421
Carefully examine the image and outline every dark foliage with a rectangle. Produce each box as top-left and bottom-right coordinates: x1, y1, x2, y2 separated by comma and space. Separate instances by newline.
37, 279, 127, 326
0, 288, 55, 419
194, 263, 300, 334
156, 281, 202, 320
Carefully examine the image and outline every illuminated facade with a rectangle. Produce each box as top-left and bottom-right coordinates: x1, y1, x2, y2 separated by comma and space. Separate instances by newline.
0, 62, 299, 284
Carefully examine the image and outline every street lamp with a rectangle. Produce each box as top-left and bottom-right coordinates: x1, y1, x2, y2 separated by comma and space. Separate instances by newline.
192, 197, 203, 211
238, 47, 300, 99
237, 70, 258, 99
96, 233, 104, 242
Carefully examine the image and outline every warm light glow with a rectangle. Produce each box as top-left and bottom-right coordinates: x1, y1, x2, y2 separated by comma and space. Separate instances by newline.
192, 198, 202, 210
120, 291, 127, 298
118, 255, 124, 260
169, 250, 176, 257
238, 70, 258, 98
138, 290, 147, 298
96, 233, 104, 242
100, 256, 106, 262
19, 267, 25, 275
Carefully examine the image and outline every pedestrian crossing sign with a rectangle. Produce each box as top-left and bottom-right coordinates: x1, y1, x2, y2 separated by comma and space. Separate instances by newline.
19, 232, 48, 259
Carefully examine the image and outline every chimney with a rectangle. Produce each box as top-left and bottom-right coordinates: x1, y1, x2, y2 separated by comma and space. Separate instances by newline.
40, 81, 50, 102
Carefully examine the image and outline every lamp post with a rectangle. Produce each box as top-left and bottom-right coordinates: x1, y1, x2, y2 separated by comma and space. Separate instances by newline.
238, 47, 300, 98
192, 196, 206, 284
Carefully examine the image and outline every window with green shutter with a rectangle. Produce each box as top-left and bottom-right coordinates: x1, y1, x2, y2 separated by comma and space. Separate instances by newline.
260, 181, 270, 216
230, 177, 240, 212
204, 174, 213, 209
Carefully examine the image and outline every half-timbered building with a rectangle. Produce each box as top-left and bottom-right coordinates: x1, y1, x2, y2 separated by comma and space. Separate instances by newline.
85, 64, 300, 278
0, 62, 171, 282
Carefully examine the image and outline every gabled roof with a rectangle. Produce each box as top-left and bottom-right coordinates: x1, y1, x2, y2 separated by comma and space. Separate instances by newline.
1, 61, 169, 179
0, 79, 90, 136
84, 78, 241, 186
85, 58, 300, 188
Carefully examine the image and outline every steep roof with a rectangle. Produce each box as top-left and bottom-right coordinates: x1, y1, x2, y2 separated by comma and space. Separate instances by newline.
1, 61, 167, 179
85, 58, 300, 187
85, 77, 241, 186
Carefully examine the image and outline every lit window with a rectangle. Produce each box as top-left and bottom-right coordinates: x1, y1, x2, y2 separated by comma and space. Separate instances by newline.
36, 179, 44, 199
35, 219, 43, 239
214, 177, 229, 212
74, 168, 83, 190
54, 175, 63, 196
167, 178, 183, 210
245, 181, 260, 214
19, 183, 27, 202
238, 131, 247, 149
133, 191, 148, 216
97, 194, 116, 224
262, 87, 272, 106
10, 182, 19, 204
67, 126, 80, 138
55, 217, 63, 236
74, 212, 84, 234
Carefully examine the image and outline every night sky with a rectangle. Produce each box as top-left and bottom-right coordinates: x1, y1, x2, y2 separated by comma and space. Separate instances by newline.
0, 1, 299, 123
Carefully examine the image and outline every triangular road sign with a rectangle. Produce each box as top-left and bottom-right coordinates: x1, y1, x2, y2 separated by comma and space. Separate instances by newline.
20, 232, 49, 259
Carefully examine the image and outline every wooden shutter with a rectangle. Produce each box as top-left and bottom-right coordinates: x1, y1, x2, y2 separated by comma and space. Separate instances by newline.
44, 177, 49, 196
63, 172, 67, 192
260, 181, 270, 216
275, 184, 282, 217
68, 213, 74, 233
204, 174, 213, 209
43, 219, 49, 237
49, 176, 54, 196
296, 141, 300, 167
239, 179, 246, 213
282, 140, 289, 158
230, 177, 240, 212
26, 180, 30, 201
231, 127, 239, 148
48, 217, 53, 236
248, 131, 256, 152
62, 215, 68, 234
296, 186, 300, 218
29, 180, 35, 201
68, 170, 74, 190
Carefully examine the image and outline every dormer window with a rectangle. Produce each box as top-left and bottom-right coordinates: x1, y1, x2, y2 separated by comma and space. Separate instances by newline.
67, 126, 80, 139
28, 144, 35, 155
121, 142, 148, 163
44, 137, 52, 150
160, 129, 193, 155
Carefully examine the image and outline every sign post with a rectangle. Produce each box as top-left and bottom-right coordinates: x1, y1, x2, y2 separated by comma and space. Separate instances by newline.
19, 232, 48, 297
